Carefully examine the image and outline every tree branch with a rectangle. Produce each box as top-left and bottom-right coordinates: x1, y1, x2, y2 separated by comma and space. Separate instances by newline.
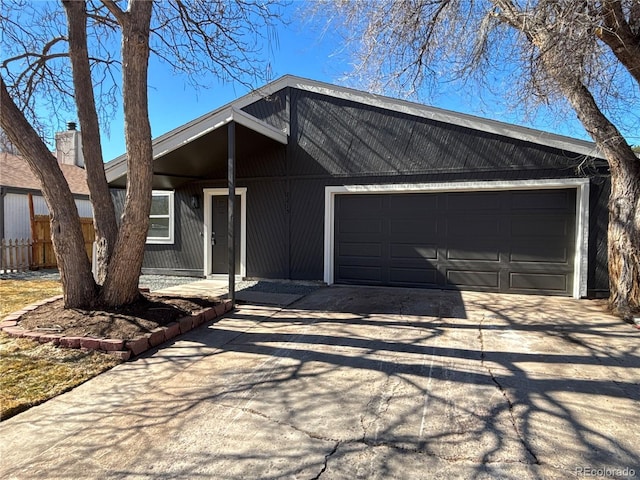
100, 0, 126, 25
596, 0, 640, 86
1, 36, 68, 68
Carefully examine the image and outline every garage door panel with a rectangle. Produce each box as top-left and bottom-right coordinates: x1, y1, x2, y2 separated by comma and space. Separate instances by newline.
390, 267, 439, 286
390, 218, 438, 236
510, 243, 569, 263
339, 218, 383, 234
390, 244, 438, 260
339, 242, 382, 258
340, 195, 383, 215
510, 272, 567, 291
338, 265, 383, 283
447, 270, 500, 289
511, 216, 570, 236
447, 247, 500, 261
387, 194, 439, 212
511, 190, 572, 210
447, 216, 501, 236
447, 192, 502, 210
334, 189, 576, 296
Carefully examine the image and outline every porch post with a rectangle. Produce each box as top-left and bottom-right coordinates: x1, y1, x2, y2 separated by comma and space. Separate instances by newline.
227, 121, 236, 306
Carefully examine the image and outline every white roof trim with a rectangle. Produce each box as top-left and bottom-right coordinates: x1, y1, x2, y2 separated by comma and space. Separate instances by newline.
106, 74, 603, 184
231, 107, 288, 144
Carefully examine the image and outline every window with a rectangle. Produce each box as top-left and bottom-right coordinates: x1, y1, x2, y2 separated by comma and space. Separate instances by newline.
147, 191, 174, 244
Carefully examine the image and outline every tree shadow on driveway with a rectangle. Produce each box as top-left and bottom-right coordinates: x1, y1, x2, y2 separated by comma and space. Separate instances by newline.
1, 286, 638, 480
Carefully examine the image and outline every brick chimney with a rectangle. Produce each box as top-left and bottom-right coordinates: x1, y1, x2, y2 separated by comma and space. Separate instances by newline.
55, 122, 84, 168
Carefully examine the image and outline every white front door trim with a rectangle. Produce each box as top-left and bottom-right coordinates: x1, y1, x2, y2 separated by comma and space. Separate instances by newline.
324, 178, 590, 298
203, 187, 247, 278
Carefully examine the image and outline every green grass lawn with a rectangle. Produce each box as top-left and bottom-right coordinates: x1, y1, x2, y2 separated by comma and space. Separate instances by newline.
0, 279, 121, 420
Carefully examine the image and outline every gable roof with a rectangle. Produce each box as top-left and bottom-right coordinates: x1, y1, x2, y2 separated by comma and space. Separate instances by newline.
105, 74, 603, 186
0, 152, 90, 196
105, 106, 287, 186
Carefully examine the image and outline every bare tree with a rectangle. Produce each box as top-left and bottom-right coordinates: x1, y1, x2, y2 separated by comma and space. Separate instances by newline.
315, 0, 640, 319
1, 0, 284, 308
0, 129, 19, 154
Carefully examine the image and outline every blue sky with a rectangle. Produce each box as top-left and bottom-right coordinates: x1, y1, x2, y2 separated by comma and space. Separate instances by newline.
104, 3, 350, 160
99, 2, 637, 161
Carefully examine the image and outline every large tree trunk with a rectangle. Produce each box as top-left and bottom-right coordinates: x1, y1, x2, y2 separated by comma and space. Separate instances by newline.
532, 31, 640, 319
607, 153, 640, 318
62, 0, 118, 285
0, 78, 97, 308
99, 0, 154, 307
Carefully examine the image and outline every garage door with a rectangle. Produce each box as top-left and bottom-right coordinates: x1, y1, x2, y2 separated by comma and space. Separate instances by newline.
334, 189, 576, 295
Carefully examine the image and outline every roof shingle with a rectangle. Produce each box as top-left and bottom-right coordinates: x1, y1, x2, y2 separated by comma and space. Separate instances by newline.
0, 152, 90, 196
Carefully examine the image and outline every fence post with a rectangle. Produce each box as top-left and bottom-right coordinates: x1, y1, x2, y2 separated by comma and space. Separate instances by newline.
1, 238, 5, 271
0, 238, 34, 272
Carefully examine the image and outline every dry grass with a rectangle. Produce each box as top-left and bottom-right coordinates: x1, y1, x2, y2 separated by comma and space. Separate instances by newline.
0, 279, 121, 420
0, 279, 62, 316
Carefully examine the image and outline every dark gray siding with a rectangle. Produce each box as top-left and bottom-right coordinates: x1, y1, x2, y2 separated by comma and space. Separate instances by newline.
288, 89, 583, 178
244, 178, 289, 278
112, 186, 205, 276
587, 177, 610, 296
118, 86, 609, 295
241, 88, 289, 133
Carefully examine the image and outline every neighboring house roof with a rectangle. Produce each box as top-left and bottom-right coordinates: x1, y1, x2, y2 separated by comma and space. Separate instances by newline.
105, 74, 603, 185
0, 152, 90, 196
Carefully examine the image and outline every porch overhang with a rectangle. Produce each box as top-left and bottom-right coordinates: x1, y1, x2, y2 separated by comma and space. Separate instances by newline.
106, 107, 288, 189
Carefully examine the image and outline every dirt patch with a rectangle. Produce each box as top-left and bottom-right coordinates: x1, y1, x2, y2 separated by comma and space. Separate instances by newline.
17, 293, 220, 341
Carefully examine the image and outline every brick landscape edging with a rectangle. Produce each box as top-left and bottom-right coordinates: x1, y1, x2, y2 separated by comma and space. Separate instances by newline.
0, 295, 234, 361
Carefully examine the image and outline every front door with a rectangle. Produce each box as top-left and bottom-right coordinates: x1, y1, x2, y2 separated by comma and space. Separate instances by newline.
211, 195, 241, 274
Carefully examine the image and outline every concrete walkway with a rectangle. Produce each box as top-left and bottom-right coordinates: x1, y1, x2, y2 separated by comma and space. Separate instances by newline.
1, 286, 638, 479
154, 279, 311, 307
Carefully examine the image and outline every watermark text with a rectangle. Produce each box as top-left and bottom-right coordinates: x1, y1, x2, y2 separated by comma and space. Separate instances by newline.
575, 466, 636, 478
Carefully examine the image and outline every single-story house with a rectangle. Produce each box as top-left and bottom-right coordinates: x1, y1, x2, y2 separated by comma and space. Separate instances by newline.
105, 75, 610, 298
1, 125, 92, 242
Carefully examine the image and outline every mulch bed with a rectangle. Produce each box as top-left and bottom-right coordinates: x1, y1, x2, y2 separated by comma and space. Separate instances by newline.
2, 293, 230, 360
17, 293, 219, 340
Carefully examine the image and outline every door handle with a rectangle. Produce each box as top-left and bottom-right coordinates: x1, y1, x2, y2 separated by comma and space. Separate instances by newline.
211, 232, 216, 246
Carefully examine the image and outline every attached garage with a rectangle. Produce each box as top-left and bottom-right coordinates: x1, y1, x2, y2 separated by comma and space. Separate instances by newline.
325, 180, 590, 298
107, 76, 608, 299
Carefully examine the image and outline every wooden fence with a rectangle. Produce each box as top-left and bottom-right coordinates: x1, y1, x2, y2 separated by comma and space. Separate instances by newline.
30, 215, 95, 269
1, 217, 95, 272
0, 238, 32, 272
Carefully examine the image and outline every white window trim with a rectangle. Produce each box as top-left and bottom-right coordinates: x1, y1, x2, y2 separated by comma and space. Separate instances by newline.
202, 187, 247, 278
147, 190, 175, 245
324, 178, 590, 299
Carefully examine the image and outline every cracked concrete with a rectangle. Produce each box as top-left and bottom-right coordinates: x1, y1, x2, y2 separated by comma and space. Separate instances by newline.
1, 286, 638, 480
479, 315, 540, 466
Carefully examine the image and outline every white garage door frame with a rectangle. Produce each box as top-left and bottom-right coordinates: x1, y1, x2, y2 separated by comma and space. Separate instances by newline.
324, 178, 590, 299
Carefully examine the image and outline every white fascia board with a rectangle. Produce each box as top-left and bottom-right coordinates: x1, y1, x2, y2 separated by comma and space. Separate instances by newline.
152, 108, 234, 159
231, 107, 288, 144
105, 159, 128, 184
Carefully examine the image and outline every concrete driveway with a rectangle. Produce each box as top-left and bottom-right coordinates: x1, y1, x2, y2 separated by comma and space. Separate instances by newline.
1, 286, 638, 479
